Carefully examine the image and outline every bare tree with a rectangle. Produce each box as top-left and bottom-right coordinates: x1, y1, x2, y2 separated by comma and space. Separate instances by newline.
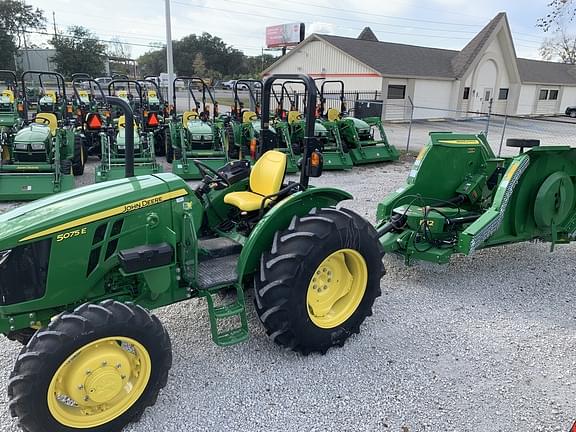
540, 31, 576, 63
538, 0, 576, 32
107, 37, 132, 59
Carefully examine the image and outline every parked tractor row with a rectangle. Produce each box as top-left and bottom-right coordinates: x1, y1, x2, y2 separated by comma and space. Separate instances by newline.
0, 71, 399, 202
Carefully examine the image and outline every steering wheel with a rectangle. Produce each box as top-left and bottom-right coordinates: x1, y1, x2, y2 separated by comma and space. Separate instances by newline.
192, 159, 230, 189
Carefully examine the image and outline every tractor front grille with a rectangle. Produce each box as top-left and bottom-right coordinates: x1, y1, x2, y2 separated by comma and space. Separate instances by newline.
0, 239, 51, 306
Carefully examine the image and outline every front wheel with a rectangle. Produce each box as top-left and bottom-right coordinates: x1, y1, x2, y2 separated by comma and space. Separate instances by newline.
8, 300, 172, 432
255, 207, 384, 355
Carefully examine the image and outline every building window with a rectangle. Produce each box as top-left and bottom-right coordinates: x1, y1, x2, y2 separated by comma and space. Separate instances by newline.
387, 85, 406, 100
463, 87, 470, 100
539, 89, 549, 100
549, 89, 559, 100
498, 88, 509, 100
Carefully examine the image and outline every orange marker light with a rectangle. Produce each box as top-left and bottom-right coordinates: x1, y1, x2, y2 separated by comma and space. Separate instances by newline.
311, 151, 321, 167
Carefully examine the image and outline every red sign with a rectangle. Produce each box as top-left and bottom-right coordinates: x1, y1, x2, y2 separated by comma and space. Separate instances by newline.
266, 23, 304, 48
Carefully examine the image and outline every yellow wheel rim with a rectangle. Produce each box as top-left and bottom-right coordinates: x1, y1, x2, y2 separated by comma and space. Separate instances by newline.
306, 248, 368, 329
47, 336, 151, 429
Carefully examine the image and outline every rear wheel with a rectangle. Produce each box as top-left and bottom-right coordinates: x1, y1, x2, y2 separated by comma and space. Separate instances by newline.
72, 134, 85, 176
165, 129, 173, 164
255, 207, 384, 354
8, 300, 172, 432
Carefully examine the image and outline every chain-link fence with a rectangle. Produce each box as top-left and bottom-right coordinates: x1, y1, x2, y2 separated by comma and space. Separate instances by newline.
287, 90, 576, 156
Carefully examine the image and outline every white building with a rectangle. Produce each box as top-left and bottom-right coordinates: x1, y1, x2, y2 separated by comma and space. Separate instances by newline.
264, 13, 576, 120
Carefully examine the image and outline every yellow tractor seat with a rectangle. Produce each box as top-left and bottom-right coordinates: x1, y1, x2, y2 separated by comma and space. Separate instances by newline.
288, 110, 302, 124
1, 89, 14, 103
44, 90, 57, 102
78, 90, 90, 103
224, 150, 288, 212
242, 111, 257, 123
117, 115, 138, 130
182, 110, 198, 125
35, 113, 58, 135
327, 108, 341, 122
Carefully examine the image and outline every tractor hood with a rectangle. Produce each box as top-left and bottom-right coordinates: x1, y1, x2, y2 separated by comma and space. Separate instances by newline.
0, 111, 18, 128
0, 173, 190, 248
117, 128, 142, 147
186, 120, 212, 139
314, 121, 328, 137
13, 124, 51, 145
349, 117, 370, 132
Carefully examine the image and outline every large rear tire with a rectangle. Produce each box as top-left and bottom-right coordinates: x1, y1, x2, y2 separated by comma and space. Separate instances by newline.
8, 300, 172, 432
255, 207, 384, 355
72, 134, 85, 176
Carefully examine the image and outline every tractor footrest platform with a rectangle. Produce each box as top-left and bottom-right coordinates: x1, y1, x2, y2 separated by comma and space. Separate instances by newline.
198, 237, 242, 260
196, 254, 239, 289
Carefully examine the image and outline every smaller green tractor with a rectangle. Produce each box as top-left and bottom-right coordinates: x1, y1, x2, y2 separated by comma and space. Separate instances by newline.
72, 75, 110, 159
229, 79, 263, 161
376, 132, 576, 264
95, 79, 162, 182
1, 75, 384, 432
0, 70, 24, 162
281, 80, 353, 170
167, 76, 229, 179
319, 80, 399, 165
138, 77, 168, 157
0, 70, 84, 201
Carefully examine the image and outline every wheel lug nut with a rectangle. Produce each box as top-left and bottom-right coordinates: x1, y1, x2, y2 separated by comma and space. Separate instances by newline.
101, 361, 107, 367
116, 363, 122, 368
78, 384, 84, 390
121, 375, 126, 380
85, 370, 92, 375
84, 396, 89, 402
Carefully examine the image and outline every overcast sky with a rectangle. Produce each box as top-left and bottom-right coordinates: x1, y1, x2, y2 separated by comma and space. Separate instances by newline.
25, 0, 570, 61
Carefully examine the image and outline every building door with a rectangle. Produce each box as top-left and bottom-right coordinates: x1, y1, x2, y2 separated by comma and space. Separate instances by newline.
481, 88, 492, 113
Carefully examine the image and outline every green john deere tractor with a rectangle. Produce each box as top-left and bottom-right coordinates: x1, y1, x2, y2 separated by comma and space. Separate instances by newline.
0, 75, 384, 432
139, 77, 168, 157
320, 80, 399, 165
229, 79, 263, 161
0, 70, 24, 163
72, 75, 110, 159
167, 77, 229, 179
281, 80, 353, 171
95, 79, 163, 182
0, 70, 85, 201
376, 132, 576, 264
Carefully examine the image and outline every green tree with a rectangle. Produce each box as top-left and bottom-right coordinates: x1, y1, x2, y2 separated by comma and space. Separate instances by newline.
0, 0, 46, 70
51, 26, 107, 78
138, 48, 166, 77
192, 52, 207, 76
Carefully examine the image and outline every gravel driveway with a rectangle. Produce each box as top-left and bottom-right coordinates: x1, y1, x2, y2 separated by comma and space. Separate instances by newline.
0, 156, 574, 432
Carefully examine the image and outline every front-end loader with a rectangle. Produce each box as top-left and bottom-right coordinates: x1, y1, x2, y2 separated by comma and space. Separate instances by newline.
95, 79, 162, 182
0, 70, 84, 201
167, 76, 229, 179
320, 80, 399, 165
1, 75, 384, 432
376, 132, 576, 264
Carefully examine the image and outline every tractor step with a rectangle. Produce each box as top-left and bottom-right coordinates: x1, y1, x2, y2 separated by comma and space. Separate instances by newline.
200, 281, 249, 346
196, 254, 239, 289
198, 237, 242, 260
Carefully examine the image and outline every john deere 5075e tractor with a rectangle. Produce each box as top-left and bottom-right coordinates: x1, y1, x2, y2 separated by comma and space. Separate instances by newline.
376, 132, 576, 264
1, 75, 384, 432
0, 70, 84, 201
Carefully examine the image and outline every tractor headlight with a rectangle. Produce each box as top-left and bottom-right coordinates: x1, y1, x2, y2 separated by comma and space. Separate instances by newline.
14, 143, 27, 150
30, 143, 45, 151
117, 144, 125, 149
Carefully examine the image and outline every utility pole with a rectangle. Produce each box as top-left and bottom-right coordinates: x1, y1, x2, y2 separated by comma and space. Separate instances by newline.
52, 11, 57, 39
164, 0, 175, 113
21, 0, 31, 70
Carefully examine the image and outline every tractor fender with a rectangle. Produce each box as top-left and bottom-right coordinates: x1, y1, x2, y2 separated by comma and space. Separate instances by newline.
236, 187, 352, 280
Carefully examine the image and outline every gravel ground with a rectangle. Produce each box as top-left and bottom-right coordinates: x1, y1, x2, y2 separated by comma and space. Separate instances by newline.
0, 155, 575, 432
